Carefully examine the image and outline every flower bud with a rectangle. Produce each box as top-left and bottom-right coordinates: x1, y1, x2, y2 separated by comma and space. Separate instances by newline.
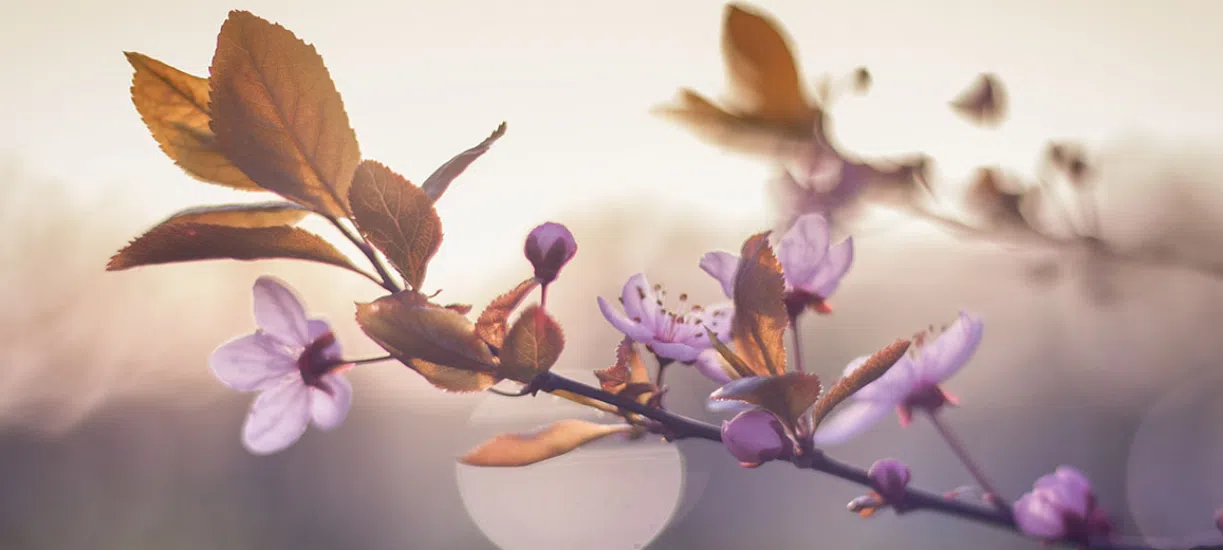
720, 409, 791, 467
1013, 466, 1112, 545
524, 222, 577, 285
867, 458, 911, 508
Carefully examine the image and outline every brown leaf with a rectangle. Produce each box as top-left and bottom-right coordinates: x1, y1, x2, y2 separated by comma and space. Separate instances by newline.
458, 419, 633, 468
498, 305, 566, 383
475, 278, 540, 349
709, 372, 822, 436
730, 232, 789, 376
810, 339, 910, 429
125, 52, 262, 191
106, 222, 368, 278
705, 327, 754, 380
348, 160, 443, 290
208, 10, 361, 217
355, 290, 500, 392
721, 4, 813, 124
444, 303, 473, 316
153, 201, 311, 229
950, 73, 1009, 128
421, 122, 507, 203
593, 337, 653, 393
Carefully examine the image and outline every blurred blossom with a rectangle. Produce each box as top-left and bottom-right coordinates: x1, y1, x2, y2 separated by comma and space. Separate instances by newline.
209, 276, 353, 455
867, 458, 912, 509
524, 221, 577, 285
597, 273, 732, 369
812, 311, 984, 446
701, 212, 853, 317
721, 409, 793, 468
1013, 466, 1112, 544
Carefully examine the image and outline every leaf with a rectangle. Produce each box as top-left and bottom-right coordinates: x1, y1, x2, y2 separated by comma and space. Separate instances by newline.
208, 10, 362, 217
705, 327, 755, 380
355, 290, 500, 392
348, 160, 443, 290
709, 372, 823, 436
950, 73, 1009, 128
422, 122, 507, 203
498, 305, 566, 383
810, 339, 910, 429
730, 232, 789, 376
458, 419, 633, 468
475, 278, 540, 349
721, 4, 813, 124
444, 303, 473, 316
593, 337, 651, 393
153, 201, 311, 229
125, 52, 262, 191
106, 222, 368, 278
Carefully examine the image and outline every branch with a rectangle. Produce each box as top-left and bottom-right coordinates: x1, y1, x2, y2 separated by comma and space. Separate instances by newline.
325, 215, 403, 293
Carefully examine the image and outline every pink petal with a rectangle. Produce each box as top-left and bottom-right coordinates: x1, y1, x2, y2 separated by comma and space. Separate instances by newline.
209, 333, 298, 391
801, 236, 854, 298
918, 311, 984, 384
306, 319, 343, 362
597, 296, 655, 343
721, 409, 789, 465
691, 349, 733, 385
1014, 490, 1067, 539
698, 303, 735, 343
777, 213, 832, 290
252, 276, 311, 348
309, 373, 352, 430
651, 341, 702, 363
811, 400, 893, 446
843, 354, 917, 403
1036, 466, 1093, 517
699, 251, 741, 299
241, 377, 311, 455
619, 273, 659, 329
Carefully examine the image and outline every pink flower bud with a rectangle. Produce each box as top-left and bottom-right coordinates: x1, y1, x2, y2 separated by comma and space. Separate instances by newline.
720, 409, 792, 467
1013, 466, 1112, 545
524, 222, 577, 285
867, 458, 911, 509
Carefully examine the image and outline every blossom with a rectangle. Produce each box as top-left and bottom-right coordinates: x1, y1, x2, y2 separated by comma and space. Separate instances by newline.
700, 212, 853, 317
720, 409, 793, 467
597, 273, 732, 373
1013, 466, 1112, 544
811, 311, 983, 446
209, 276, 353, 455
524, 222, 577, 284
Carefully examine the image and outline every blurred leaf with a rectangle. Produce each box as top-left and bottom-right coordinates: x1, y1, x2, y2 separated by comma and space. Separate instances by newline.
106, 222, 367, 277
458, 419, 633, 467
551, 390, 621, 415
475, 278, 540, 349
706, 327, 754, 380
208, 10, 361, 217
730, 232, 789, 376
811, 339, 910, 428
356, 290, 500, 392
422, 122, 507, 203
498, 305, 566, 383
709, 372, 822, 435
125, 52, 262, 191
721, 3, 812, 124
950, 73, 1009, 128
444, 303, 473, 315
593, 337, 652, 393
153, 201, 311, 229
348, 160, 443, 290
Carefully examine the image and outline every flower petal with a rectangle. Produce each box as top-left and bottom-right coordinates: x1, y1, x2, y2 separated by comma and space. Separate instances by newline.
307, 319, 343, 362
918, 311, 984, 384
619, 273, 659, 329
811, 400, 893, 446
651, 341, 702, 363
777, 213, 832, 290
253, 276, 311, 348
1014, 490, 1067, 539
843, 354, 917, 403
800, 236, 854, 298
698, 303, 735, 343
722, 409, 790, 465
597, 296, 655, 343
691, 349, 733, 385
699, 251, 741, 299
310, 373, 353, 430
241, 377, 311, 455
1036, 466, 1093, 518
209, 333, 298, 391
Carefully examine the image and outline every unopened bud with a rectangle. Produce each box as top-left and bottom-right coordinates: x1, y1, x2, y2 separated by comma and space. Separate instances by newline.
868, 458, 912, 509
524, 222, 577, 285
721, 409, 792, 467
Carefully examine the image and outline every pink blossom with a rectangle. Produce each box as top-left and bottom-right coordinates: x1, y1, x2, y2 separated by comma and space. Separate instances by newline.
811, 311, 983, 446
721, 409, 793, 467
700, 213, 853, 317
524, 222, 577, 284
597, 273, 733, 373
1013, 466, 1112, 544
209, 276, 352, 455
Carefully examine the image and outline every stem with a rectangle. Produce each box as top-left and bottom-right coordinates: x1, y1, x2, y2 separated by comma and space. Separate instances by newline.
540, 282, 549, 310
790, 318, 806, 373
346, 355, 394, 366
326, 216, 402, 294
925, 410, 1011, 515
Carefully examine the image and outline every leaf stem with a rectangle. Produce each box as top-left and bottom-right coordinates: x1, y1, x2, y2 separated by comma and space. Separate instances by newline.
790, 318, 806, 373
326, 215, 402, 294
925, 409, 1011, 515
346, 354, 394, 366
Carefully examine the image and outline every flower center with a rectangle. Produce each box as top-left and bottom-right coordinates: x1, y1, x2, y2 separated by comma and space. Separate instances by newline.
654, 286, 704, 341
298, 331, 340, 391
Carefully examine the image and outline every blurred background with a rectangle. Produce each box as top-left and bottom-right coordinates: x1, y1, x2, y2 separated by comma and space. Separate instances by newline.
2, 0, 1223, 548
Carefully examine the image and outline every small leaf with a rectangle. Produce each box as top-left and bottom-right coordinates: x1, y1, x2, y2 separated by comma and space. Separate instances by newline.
705, 327, 754, 380
810, 339, 911, 429
458, 419, 633, 468
422, 122, 507, 203
444, 303, 473, 316
498, 305, 566, 383
730, 232, 789, 376
355, 290, 500, 392
709, 372, 823, 436
348, 160, 443, 290
153, 202, 311, 229
209, 10, 362, 217
475, 278, 540, 349
125, 52, 262, 191
950, 73, 1009, 128
593, 337, 652, 393
106, 222, 368, 278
